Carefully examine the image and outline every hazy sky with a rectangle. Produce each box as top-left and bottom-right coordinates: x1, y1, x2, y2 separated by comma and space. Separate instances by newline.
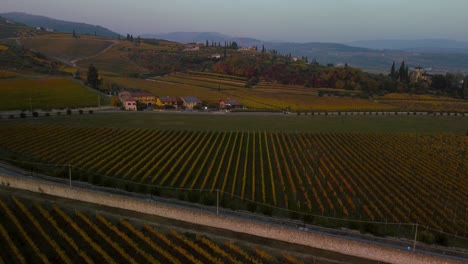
2, 0, 468, 42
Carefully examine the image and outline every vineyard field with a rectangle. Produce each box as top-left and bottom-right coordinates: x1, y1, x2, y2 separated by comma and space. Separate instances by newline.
5, 112, 468, 134
19, 34, 115, 62
0, 191, 318, 264
0, 124, 466, 238
0, 78, 110, 111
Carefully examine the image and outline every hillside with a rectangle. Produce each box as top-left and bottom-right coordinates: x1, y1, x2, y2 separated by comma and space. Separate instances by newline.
0, 15, 44, 39
0, 12, 120, 38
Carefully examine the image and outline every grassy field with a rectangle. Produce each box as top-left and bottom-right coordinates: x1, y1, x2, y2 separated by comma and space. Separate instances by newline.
0, 78, 110, 110
5, 112, 468, 134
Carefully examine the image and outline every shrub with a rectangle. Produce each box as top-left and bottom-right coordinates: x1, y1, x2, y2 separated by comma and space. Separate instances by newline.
140, 184, 150, 194
434, 233, 449, 246
246, 202, 257, 212
418, 231, 435, 244
151, 187, 161, 196
66, 109, 72, 115
78, 109, 84, 114
188, 191, 200, 203
261, 206, 273, 216
289, 210, 300, 219
201, 193, 215, 206
88, 110, 94, 114
32, 112, 39, 117
20, 112, 26, 118
303, 214, 315, 224
45, 112, 50, 117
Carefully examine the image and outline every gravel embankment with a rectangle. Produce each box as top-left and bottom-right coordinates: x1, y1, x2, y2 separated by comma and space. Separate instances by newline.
0, 173, 464, 264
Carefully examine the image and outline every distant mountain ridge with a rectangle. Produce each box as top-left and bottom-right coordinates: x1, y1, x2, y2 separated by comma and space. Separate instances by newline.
140, 32, 468, 72
347, 39, 468, 53
0, 12, 120, 38
2, 11, 467, 73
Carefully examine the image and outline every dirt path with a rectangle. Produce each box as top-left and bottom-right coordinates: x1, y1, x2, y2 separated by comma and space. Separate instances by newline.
70, 40, 118, 67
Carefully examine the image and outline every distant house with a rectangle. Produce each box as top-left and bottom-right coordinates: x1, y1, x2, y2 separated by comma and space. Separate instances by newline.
211, 54, 221, 59
181, 96, 202, 109
160, 96, 183, 109
129, 91, 158, 107
118, 92, 137, 111
219, 98, 242, 109
184, 44, 200, 51
238, 46, 257, 51
410, 67, 431, 83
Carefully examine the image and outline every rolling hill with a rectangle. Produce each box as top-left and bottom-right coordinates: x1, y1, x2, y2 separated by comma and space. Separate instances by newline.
347, 39, 468, 53
0, 12, 120, 38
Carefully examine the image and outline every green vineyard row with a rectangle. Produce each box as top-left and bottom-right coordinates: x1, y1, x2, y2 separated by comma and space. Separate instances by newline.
0, 124, 467, 237
0, 194, 305, 263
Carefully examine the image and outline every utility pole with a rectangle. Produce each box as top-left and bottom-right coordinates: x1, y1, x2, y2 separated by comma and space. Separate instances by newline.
216, 189, 219, 215
413, 223, 418, 252
69, 164, 72, 187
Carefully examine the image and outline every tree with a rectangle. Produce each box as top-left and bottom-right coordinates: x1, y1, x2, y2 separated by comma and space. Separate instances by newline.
72, 29, 76, 38
399, 61, 408, 83
87, 64, 100, 89
206, 40, 209, 47
231, 41, 238, 49
390, 61, 396, 80
462, 75, 468, 99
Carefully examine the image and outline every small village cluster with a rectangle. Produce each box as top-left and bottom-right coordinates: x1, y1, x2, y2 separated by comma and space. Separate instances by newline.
118, 91, 242, 111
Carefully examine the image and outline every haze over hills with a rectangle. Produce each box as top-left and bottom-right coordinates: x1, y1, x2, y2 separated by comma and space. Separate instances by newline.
347, 39, 468, 53
0, 12, 120, 38
145, 31, 468, 73
2, 12, 468, 73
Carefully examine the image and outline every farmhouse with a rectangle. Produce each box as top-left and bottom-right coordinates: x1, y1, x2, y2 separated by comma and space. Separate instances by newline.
118, 92, 137, 111
160, 96, 183, 109
130, 91, 159, 107
219, 98, 242, 109
181, 96, 202, 109
409, 67, 431, 83
184, 44, 200, 51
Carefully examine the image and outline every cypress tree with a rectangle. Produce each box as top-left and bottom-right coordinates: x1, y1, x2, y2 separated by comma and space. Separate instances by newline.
399, 61, 406, 82
405, 65, 409, 82
390, 61, 396, 80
